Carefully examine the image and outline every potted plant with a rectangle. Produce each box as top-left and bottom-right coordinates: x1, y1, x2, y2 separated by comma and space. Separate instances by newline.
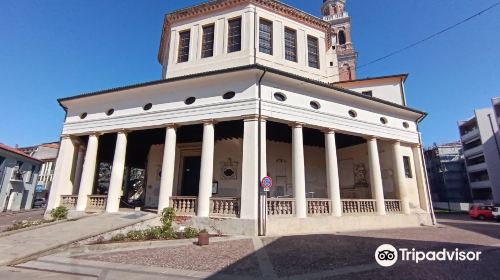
198, 229, 209, 246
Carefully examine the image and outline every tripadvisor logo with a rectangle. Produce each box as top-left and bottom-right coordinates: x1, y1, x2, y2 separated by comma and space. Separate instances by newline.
375, 244, 482, 267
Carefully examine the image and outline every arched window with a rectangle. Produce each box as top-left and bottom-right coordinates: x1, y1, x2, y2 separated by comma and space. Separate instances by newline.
338, 30, 346, 45
341, 64, 352, 81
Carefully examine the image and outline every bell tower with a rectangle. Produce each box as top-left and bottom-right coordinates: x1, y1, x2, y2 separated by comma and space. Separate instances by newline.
322, 0, 357, 81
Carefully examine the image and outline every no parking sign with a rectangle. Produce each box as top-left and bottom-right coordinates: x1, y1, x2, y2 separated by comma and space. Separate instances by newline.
261, 176, 273, 192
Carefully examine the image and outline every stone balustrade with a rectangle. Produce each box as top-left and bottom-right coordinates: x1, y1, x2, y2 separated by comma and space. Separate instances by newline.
307, 199, 332, 216
170, 196, 197, 215
86, 195, 107, 211
342, 199, 377, 214
60, 195, 78, 209
267, 198, 295, 216
210, 197, 240, 217
385, 199, 402, 213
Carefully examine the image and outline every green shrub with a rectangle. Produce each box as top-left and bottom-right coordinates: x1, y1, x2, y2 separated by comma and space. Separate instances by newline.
50, 206, 68, 220
160, 227, 177, 239
111, 233, 126, 242
144, 227, 163, 240
160, 207, 176, 230
184, 227, 199, 239
126, 230, 144, 241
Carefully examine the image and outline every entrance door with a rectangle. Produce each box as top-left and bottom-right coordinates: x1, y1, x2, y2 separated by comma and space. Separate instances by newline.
20, 190, 29, 209
181, 156, 201, 196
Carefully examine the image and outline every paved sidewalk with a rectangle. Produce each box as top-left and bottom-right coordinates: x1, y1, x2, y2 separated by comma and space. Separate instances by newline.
0, 212, 156, 266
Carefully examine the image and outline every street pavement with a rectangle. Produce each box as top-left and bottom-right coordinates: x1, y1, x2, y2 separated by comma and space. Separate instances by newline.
3, 213, 499, 280
0, 212, 156, 266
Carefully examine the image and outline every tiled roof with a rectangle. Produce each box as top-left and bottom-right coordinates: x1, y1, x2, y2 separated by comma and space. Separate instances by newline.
0, 143, 43, 163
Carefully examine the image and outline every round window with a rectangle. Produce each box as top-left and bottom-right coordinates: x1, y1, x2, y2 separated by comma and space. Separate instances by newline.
185, 97, 196, 105
348, 110, 357, 118
223, 91, 236, 100
274, 92, 287, 102
310, 101, 321, 110
380, 117, 388, 124
403, 122, 410, 129
143, 103, 153, 111
106, 109, 114, 116
79, 112, 87, 119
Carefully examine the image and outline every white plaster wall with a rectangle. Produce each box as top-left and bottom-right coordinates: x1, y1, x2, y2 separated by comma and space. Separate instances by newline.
343, 81, 404, 106
337, 144, 371, 199
164, 4, 337, 83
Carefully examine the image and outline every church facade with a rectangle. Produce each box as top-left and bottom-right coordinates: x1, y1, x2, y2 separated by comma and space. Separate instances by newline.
47, 0, 433, 235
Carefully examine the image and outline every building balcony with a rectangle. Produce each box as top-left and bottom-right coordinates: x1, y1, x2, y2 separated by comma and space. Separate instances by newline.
470, 180, 491, 189
323, 12, 349, 21
463, 145, 483, 157
467, 162, 488, 173
461, 128, 480, 143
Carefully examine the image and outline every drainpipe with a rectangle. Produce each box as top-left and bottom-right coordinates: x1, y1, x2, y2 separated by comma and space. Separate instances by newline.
257, 68, 267, 236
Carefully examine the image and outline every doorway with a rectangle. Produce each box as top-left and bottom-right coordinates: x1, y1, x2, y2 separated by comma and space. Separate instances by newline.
181, 156, 201, 196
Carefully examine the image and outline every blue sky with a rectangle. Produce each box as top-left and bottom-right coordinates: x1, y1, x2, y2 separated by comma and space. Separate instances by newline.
0, 0, 499, 148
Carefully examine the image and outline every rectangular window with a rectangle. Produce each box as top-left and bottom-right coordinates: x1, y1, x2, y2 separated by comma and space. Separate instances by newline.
403, 156, 413, 178
259, 19, 273, 55
227, 18, 242, 53
307, 35, 319, 69
201, 24, 215, 58
284, 28, 297, 62
177, 30, 191, 63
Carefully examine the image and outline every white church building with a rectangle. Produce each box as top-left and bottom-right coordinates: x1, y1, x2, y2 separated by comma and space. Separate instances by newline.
46, 0, 433, 235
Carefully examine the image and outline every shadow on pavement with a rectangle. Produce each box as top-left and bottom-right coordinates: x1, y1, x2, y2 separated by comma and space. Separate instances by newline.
206, 234, 500, 280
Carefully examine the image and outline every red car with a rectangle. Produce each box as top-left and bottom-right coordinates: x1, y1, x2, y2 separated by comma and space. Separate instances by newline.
469, 205, 493, 220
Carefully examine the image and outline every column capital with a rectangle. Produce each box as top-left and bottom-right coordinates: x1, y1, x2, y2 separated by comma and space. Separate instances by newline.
164, 123, 177, 129
201, 119, 216, 125
88, 131, 103, 137
391, 140, 401, 145
323, 128, 336, 134
116, 128, 129, 135
364, 135, 378, 141
289, 122, 304, 128
242, 114, 259, 122
413, 144, 422, 149
60, 134, 72, 140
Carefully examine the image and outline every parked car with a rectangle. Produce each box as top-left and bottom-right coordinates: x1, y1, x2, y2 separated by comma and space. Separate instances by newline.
33, 198, 46, 208
469, 205, 493, 220
493, 207, 500, 221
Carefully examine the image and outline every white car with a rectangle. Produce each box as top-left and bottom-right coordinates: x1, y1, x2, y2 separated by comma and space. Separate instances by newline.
493, 207, 500, 221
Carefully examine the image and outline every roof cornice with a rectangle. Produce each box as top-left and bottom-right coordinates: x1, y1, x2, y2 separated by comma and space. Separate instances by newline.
58, 64, 426, 119
158, 0, 332, 64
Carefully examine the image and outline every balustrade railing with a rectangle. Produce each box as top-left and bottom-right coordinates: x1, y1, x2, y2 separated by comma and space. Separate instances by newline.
210, 197, 240, 217
342, 199, 376, 214
86, 195, 107, 211
385, 199, 402, 213
60, 195, 78, 209
170, 196, 197, 215
267, 198, 295, 216
307, 199, 332, 216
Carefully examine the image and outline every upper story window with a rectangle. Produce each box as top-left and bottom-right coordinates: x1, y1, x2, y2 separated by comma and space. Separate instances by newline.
201, 24, 215, 58
338, 30, 346, 45
259, 19, 273, 55
284, 28, 297, 62
307, 35, 319, 69
227, 18, 242, 53
177, 30, 191, 63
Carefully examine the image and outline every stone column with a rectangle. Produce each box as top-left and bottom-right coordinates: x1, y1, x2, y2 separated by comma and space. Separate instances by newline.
260, 117, 267, 179
76, 133, 99, 211
197, 121, 215, 217
325, 129, 342, 217
106, 130, 128, 213
367, 137, 386, 215
158, 125, 177, 214
46, 135, 77, 212
412, 144, 430, 212
292, 123, 307, 218
392, 141, 410, 214
241, 116, 259, 220
73, 144, 86, 194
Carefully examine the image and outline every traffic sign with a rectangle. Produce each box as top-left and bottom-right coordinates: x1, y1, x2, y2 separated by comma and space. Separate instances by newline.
261, 176, 273, 192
